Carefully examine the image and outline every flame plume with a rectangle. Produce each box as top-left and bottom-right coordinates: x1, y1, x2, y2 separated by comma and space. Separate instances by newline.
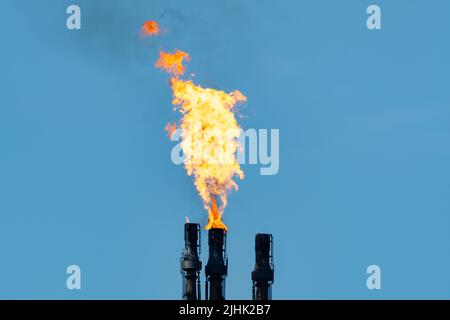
141, 21, 161, 36
155, 50, 190, 77
156, 50, 245, 231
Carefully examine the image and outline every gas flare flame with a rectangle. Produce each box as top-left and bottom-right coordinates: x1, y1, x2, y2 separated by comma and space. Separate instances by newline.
165, 122, 177, 139
155, 50, 245, 231
155, 50, 190, 77
141, 20, 161, 36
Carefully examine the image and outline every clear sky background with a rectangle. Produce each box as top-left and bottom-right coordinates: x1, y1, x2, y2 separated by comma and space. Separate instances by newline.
1, 0, 450, 299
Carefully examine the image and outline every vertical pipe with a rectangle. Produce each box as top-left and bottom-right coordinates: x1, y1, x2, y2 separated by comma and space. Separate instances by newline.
205, 277, 208, 301
181, 223, 202, 300
252, 282, 256, 300
251, 234, 274, 300
197, 271, 201, 300
205, 228, 228, 300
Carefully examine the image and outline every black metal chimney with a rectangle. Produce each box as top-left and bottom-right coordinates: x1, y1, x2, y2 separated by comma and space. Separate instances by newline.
252, 233, 274, 300
205, 228, 228, 300
180, 223, 202, 300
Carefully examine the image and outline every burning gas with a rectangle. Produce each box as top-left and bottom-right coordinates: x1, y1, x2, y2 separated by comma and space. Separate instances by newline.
141, 20, 161, 36
153, 37, 245, 232
155, 50, 190, 77
165, 122, 177, 139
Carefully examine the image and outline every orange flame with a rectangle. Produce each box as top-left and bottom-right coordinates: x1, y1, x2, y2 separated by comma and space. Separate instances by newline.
155, 50, 190, 77
206, 198, 228, 231
165, 122, 177, 139
141, 20, 161, 36
156, 50, 245, 231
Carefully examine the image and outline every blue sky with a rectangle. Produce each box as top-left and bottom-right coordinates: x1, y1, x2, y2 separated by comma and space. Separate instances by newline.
1, 0, 450, 299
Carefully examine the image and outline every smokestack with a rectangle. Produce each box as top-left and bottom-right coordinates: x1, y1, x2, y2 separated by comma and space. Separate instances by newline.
180, 223, 202, 300
205, 228, 228, 300
252, 233, 274, 300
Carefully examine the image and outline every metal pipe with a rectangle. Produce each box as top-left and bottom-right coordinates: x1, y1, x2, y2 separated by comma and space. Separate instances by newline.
181, 223, 202, 300
251, 233, 274, 300
205, 228, 228, 300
